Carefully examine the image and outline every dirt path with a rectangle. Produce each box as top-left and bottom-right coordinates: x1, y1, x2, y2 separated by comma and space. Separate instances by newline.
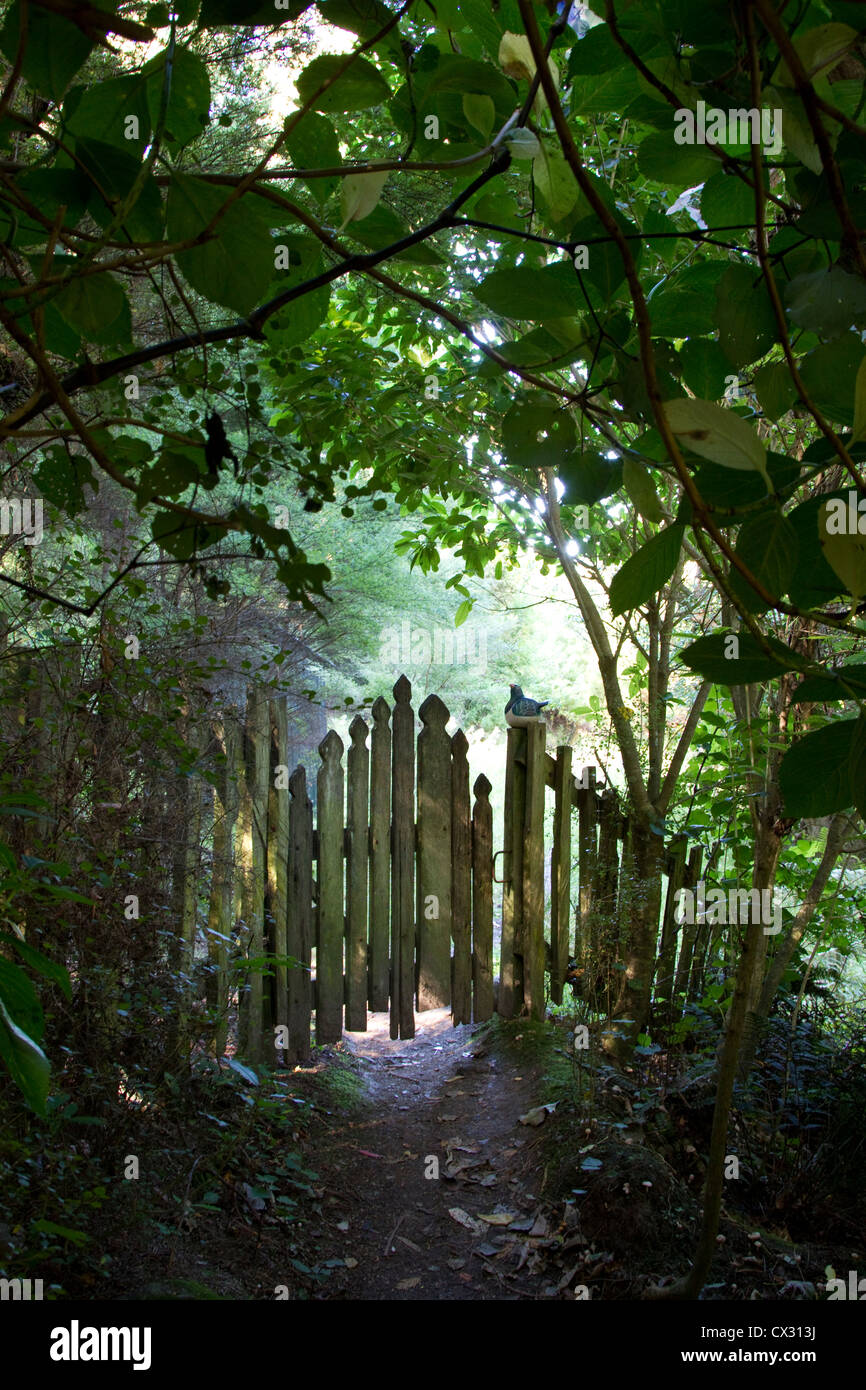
307, 1009, 564, 1300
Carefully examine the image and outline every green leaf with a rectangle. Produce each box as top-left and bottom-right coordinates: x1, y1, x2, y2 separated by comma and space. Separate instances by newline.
145, 46, 211, 146
455, 599, 472, 627
296, 55, 390, 113
678, 338, 732, 401
475, 262, 585, 319
638, 129, 718, 187
778, 720, 859, 818
532, 142, 580, 223
679, 631, 808, 684
729, 511, 799, 612
851, 714, 866, 820
263, 234, 331, 347
199, 0, 310, 21
791, 665, 866, 703
0, 1, 94, 100
558, 451, 622, 505
700, 171, 755, 232
799, 334, 862, 426
818, 495, 866, 599
0, 957, 44, 1042
753, 362, 798, 421
286, 111, 341, 205
786, 492, 854, 608
462, 92, 495, 141
55, 273, 130, 344
664, 397, 769, 484
785, 266, 866, 338
567, 26, 640, 113
0, 933, 72, 1000
0, 996, 49, 1116
225, 1056, 259, 1084
852, 356, 866, 442
64, 75, 151, 152
71, 141, 164, 241
610, 524, 683, 616
167, 174, 274, 315
716, 263, 777, 365
622, 457, 664, 523
340, 171, 388, 227
502, 398, 576, 470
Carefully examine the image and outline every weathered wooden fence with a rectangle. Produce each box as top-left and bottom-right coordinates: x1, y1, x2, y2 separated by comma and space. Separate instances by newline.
185, 674, 709, 1064
200, 675, 630, 1066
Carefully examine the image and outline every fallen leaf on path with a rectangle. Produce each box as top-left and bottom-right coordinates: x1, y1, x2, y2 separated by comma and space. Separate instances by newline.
396, 1277, 421, 1290
478, 1211, 517, 1226
344, 1257, 358, 1268
357, 1150, 383, 1158
447, 1258, 465, 1270
397, 1235, 421, 1253
519, 1106, 548, 1127
336, 1220, 350, 1231
448, 1207, 485, 1234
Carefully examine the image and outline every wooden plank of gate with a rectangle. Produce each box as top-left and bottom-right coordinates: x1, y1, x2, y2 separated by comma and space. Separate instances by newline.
391, 676, 415, 1040
316, 730, 345, 1044
287, 766, 313, 1062
500, 728, 526, 1017
450, 729, 471, 1025
241, 687, 270, 1064
417, 694, 452, 1011
522, 722, 547, 1021
268, 697, 290, 1052
471, 774, 494, 1021
345, 715, 370, 1032
673, 845, 703, 1014
656, 834, 687, 1026
550, 744, 573, 1006
577, 764, 597, 966
368, 697, 391, 1012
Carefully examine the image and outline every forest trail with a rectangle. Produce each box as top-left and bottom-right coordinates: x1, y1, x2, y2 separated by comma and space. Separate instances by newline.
306, 1012, 573, 1300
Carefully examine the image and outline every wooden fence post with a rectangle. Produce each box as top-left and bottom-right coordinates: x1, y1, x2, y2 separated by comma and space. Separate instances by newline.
576, 765, 598, 967
268, 697, 290, 1053
471, 774, 494, 1021
499, 728, 526, 1017
346, 715, 370, 1031
391, 676, 414, 1040
451, 730, 471, 1025
522, 722, 547, 1021
550, 745, 573, 1004
655, 835, 687, 1027
673, 846, 704, 1015
317, 730, 345, 1045
287, 766, 313, 1062
368, 697, 391, 1011
239, 687, 269, 1065
206, 713, 238, 1057
417, 694, 452, 1011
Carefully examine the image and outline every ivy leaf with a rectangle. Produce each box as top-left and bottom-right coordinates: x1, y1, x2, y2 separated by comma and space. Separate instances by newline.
610, 525, 683, 616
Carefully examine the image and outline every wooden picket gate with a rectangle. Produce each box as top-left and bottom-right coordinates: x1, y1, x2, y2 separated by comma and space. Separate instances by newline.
219, 674, 625, 1066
